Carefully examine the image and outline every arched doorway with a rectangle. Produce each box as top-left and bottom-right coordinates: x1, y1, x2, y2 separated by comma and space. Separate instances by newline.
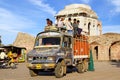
88, 22, 91, 35
94, 46, 98, 60
109, 41, 120, 61
90, 41, 100, 61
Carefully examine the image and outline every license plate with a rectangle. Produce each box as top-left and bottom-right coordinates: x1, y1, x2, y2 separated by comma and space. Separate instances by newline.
36, 64, 41, 69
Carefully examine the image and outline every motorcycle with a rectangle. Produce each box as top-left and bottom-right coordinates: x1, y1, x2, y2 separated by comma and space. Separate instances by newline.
0, 58, 16, 69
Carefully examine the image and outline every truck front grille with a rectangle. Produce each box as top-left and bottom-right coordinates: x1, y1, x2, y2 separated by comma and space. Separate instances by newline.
33, 56, 47, 61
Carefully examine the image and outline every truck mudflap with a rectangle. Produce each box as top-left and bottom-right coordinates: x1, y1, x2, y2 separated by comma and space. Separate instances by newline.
27, 63, 56, 69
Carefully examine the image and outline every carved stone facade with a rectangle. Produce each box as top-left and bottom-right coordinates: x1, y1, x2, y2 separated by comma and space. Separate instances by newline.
56, 4, 102, 36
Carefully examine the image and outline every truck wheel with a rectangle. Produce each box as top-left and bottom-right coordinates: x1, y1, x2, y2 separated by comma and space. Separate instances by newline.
77, 63, 84, 73
55, 62, 64, 78
63, 64, 67, 76
83, 59, 88, 72
29, 69, 38, 77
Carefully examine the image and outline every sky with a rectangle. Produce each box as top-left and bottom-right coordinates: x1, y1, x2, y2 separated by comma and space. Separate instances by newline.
0, 0, 120, 45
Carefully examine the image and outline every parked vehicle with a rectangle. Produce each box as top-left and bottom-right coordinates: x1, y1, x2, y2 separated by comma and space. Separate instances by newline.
0, 58, 16, 69
0, 47, 16, 69
27, 26, 90, 78
1, 46, 26, 63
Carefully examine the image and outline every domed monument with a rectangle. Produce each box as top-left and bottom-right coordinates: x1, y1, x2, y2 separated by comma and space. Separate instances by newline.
56, 4, 102, 36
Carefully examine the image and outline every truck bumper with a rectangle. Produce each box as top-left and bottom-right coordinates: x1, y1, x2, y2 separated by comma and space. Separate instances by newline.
27, 63, 56, 70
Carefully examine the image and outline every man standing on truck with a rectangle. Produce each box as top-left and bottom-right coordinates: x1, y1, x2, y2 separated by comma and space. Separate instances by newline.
77, 20, 82, 35
57, 17, 64, 31
72, 19, 78, 36
65, 18, 73, 35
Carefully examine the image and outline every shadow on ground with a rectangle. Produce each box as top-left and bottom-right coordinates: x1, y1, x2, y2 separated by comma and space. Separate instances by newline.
110, 60, 120, 68
37, 67, 77, 77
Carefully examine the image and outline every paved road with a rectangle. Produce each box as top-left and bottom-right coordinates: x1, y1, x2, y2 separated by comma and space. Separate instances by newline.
0, 61, 120, 80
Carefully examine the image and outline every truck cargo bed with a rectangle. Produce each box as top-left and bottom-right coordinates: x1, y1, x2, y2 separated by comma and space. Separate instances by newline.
73, 35, 89, 58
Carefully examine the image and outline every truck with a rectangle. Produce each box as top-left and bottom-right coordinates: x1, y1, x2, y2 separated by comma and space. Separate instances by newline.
26, 26, 90, 78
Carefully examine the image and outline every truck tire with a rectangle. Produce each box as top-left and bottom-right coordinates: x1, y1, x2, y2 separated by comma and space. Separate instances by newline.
29, 69, 38, 77
77, 63, 84, 73
83, 59, 88, 72
55, 62, 64, 78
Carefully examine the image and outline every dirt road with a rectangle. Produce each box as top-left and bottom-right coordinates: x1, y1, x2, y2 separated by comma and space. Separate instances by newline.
0, 61, 120, 80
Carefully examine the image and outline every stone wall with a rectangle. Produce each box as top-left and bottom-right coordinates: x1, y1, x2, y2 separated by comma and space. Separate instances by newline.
90, 33, 120, 61
110, 42, 120, 60
13, 32, 35, 53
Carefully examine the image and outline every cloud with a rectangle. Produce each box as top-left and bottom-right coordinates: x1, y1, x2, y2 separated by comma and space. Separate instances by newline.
0, 7, 37, 44
29, 0, 56, 16
0, 7, 37, 31
0, 8, 19, 33
103, 25, 120, 33
109, 0, 120, 13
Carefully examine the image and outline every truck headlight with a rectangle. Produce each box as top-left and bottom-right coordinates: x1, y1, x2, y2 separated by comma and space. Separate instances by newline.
27, 56, 33, 61
47, 57, 54, 61
57, 53, 64, 56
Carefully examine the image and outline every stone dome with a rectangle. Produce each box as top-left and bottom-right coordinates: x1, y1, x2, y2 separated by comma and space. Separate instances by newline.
65, 4, 91, 10
56, 4, 98, 19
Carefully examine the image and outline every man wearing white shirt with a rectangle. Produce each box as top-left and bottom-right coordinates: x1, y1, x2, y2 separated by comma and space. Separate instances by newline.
0, 50, 7, 59
65, 18, 73, 35
57, 17, 64, 31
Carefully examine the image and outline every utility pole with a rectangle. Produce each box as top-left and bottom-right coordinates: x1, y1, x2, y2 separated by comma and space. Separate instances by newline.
0, 36, 1, 47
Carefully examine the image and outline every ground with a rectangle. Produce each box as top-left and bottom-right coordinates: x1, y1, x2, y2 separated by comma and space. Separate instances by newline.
0, 61, 120, 80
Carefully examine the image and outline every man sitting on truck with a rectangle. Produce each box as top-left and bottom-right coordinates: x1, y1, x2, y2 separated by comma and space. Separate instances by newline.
46, 18, 52, 26
45, 18, 57, 31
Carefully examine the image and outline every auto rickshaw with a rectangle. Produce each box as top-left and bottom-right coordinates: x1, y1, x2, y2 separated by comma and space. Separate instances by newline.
1, 45, 26, 63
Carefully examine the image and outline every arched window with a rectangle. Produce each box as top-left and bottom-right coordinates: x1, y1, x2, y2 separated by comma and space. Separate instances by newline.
79, 12, 87, 17
88, 22, 91, 35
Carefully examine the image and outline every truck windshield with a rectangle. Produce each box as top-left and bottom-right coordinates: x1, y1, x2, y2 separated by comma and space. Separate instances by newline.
35, 37, 61, 46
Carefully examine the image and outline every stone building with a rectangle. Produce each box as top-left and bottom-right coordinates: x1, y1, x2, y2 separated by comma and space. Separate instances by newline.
90, 33, 120, 61
13, 32, 35, 52
56, 4, 120, 61
56, 4, 102, 36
